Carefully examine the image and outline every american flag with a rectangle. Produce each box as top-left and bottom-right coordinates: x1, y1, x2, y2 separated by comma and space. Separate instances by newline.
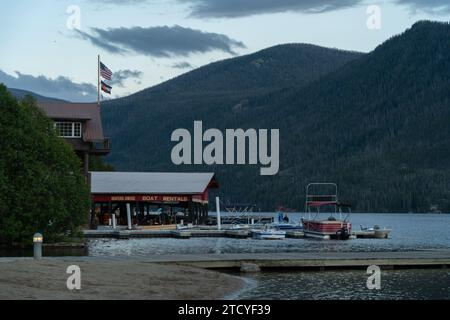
100, 62, 112, 80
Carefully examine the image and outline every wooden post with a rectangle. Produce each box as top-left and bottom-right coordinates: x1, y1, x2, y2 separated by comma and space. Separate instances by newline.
112, 210, 116, 229
216, 197, 221, 230
89, 202, 94, 228
108, 201, 112, 225
97, 54, 101, 108
200, 204, 205, 225
126, 203, 132, 230
188, 201, 193, 224
136, 201, 141, 227
195, 203, 199, 225
83, 152, 89, 177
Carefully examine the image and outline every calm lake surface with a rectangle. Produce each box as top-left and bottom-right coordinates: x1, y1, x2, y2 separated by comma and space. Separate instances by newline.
88, 213, 450, 256
3, 213, 448, 299
235, 269, 450, 300
86, 213, 450, 300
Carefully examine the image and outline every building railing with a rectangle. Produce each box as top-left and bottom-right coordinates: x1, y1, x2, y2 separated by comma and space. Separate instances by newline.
92, 137, 111, 153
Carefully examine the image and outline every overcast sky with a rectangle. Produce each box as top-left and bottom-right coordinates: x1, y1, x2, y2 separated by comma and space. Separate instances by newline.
1, 0, 449, 102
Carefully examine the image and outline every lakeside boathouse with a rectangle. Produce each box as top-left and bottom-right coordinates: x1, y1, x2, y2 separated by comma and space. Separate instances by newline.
37, 102, 111, 176
89, 171, 219, 228
36, 101, 219, 228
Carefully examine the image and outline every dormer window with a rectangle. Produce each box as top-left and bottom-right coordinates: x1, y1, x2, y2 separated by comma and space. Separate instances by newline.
54, 122, 82, 138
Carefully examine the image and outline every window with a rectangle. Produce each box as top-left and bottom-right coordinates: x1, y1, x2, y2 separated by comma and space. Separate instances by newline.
73, 122, 81, 137
54, 122, 82, 138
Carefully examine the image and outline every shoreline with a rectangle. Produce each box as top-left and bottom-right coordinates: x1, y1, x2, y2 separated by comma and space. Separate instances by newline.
223, 276, 258, 300
0, 257, 245, 300
1, 249, 450, 299
2, 249, 450, 300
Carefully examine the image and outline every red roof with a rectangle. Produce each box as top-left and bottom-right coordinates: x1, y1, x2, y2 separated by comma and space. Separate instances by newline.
37, 102, 105, 142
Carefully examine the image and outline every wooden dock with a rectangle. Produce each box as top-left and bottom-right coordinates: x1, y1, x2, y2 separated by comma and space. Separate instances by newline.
84, 228, 390, 240
2, 250, 450, 272
141, 250, 450, 270
83, 228, 252, 239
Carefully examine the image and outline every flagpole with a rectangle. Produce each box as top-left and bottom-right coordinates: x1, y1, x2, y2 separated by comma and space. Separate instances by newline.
97, 54, 100, 108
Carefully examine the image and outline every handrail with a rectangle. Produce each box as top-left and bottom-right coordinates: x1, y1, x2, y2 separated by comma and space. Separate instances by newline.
94, 137, 111, 150
305, 183, 339, 217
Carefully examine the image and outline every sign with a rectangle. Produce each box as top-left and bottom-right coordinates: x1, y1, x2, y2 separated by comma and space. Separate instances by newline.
92, 194, 191, 203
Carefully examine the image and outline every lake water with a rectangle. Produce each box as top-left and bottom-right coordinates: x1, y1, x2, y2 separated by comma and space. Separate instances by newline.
86, 213, 450, 300
3, 213, 448, 299
87, 213, 450, 256
235, 269, 450, 300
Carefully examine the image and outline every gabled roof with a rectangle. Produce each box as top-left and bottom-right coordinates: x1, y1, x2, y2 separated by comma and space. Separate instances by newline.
90, 172, 218, 195
37, 102, 105, 142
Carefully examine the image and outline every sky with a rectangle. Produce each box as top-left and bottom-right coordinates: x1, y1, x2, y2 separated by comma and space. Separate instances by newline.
0, 0, 449, 102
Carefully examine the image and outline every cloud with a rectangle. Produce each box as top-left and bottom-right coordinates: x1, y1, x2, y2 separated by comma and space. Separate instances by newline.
395, 0, 450, 13
75, 25, 246, 57
87, 0, 364, 17
85, 0, 450, 17
171, 61, 193, 69
89, 0, 148, 4
176, 0, 364, 18
0, 70, 97, 102
110, 69, 143, 87
75, 29, 127, 54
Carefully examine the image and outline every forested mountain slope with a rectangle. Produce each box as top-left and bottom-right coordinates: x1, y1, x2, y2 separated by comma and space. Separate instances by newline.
102, 21, 450, 212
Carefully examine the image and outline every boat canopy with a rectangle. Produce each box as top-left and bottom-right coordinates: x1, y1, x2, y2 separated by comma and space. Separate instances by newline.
306, 201, 338, 207
306, 201, 352, 208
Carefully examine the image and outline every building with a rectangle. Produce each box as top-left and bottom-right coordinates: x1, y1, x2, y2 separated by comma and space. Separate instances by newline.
90, 171, 219, 228
37, 102, 111, 176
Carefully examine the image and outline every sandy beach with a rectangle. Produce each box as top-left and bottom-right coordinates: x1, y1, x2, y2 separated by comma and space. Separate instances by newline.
0, 258, 244, 300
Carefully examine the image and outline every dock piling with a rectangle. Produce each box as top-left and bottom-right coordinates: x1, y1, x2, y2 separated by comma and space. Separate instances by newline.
216, 197, 221, 231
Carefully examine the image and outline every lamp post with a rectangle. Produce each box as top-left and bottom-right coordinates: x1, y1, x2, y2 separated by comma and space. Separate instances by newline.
33, 233, 43, 260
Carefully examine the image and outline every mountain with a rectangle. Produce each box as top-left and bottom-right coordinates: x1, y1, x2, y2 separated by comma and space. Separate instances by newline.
102, 21, 450, 212
7, 88, 67, 103
247, 20, 450, 212
101, 43, 362, 207
132, 43, 363, 96
102, 44, 362, 170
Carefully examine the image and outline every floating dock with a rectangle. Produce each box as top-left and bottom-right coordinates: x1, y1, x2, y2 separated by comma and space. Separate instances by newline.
2, 251, 449, 272
83, 228, 252, 239
144, 250, 450, 270
84, 228, 389, 240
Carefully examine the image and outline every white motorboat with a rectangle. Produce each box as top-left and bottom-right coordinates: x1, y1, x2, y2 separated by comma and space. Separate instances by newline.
251, 228, 286, 240
358, 225, 392, 239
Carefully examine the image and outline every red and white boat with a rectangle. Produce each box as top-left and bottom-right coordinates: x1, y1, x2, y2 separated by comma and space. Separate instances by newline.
301, 183, 352, 240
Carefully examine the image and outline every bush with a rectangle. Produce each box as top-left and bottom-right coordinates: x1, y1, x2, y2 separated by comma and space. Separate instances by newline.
0, 84, 90, 245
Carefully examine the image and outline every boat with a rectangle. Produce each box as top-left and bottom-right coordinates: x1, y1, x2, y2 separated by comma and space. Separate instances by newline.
251, 228, 286, 240
270, 212, 303, 230
355, 225, 392, 239
301, 183, 352, 240
271, 222, 303, 230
